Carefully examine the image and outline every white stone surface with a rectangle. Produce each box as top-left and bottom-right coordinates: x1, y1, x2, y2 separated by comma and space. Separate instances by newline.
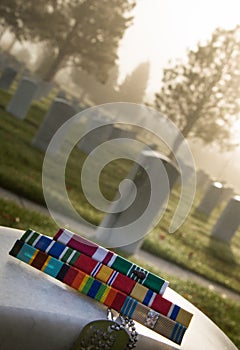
96, 150, 179, 254
0, 226, 237, 350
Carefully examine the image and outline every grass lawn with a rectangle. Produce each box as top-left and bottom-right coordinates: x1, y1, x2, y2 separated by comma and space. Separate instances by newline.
142, 198, 240, 294
0, 88, 240, 294
0, 196, 239, 349
0, 89, 133, 224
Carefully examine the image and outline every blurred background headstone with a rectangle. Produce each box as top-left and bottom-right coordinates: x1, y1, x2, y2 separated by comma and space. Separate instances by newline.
0, 66, 17, 90
34, 80, 53, 100
196, 169, 211, 190
78, 115, 113, 153
196, 181, 224, 217
96, 150, 179, 255
211, 196, 240, 244
6, 78, 38, 119
32, 98, 76, 152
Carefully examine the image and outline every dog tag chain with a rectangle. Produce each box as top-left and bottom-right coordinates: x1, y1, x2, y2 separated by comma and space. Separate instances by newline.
71, 309, 138, 349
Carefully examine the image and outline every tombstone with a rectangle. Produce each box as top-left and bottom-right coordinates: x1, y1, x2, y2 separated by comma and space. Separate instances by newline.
95, 150, 179, 255
32, 98, 76, 152
211, 196, 240, 244
0, 66, 17, 90
57, 90, 67, 99
20, 67, 31, 78
196, 181, 223, 217
0, 52, 9, 70
220, 186, 235, 203
70, 97, 86, 113
6, 78, 38, 119
147, 143, 158, 151
79, 115, 113, 153
196, 169, 211, 190
111, 126, 137, 140
34, 80, 53, 100
71, 96, 79, 108
175, 161, 195, 187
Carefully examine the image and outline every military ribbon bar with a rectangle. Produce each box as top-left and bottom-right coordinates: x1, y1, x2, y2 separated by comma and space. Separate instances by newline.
9, 239, 187, 345
53, 228, 169, 295
19, 229, 193, 328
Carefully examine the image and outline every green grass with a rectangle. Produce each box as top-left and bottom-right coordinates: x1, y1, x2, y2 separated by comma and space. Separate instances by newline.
0, 196, 239, 349
142, 194, 240, 294
0, 197, 58, 235
0, 89, 133, 223
131, 256, 240, 349
0, 87, 240, 294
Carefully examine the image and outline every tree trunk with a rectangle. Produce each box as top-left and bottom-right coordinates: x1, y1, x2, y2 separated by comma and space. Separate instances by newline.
42, 20, 79, 82
167, 114, 199, 161
0, 27, 8, 42
5, 35, 16, 52
42, 48, 66, 82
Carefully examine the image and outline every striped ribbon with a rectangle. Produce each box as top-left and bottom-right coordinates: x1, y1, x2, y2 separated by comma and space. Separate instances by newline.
53, 228, 168, 295
19, 229, 192, 328
9, 239, 187, 345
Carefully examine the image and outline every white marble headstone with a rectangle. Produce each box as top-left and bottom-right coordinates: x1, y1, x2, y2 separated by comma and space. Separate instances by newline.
32, 98, 77, 152
6, 78, 38, 119
212, 196, 240, 243
0, 66, 17, 90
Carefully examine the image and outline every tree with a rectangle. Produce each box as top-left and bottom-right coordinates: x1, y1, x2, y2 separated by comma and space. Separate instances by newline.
154, 26, 240, 153
118, 61, 150, 103
13, 46, 32, 64
70, 64, 120, 104
0, 0, 58, 41
33, 42, 57, 78
0, 0, 135, 82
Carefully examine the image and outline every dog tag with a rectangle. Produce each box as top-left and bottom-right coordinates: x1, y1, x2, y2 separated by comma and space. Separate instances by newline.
71, 319, 130, 350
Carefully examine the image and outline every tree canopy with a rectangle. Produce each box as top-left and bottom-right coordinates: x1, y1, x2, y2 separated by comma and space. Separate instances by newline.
154, 26, 240, 151
0, 0, 136, 82
117, 61, 150, 103
69, 64, 119, 104
69, 61, 150, 104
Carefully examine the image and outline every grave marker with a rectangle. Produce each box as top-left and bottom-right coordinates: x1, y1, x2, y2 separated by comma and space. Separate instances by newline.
79, 115, 113, 153
6, 78, 38, 119
211, 196, 240, 243
32, 98, 76, 152
96, 150, 179, 255
0, 66, 17, 90
34, 80, 53, 100
196, 181, 223, 217
196, 169, 211, 190
220, 186, 235, 203
111, 126, 137, 140
57, 90, 67, 99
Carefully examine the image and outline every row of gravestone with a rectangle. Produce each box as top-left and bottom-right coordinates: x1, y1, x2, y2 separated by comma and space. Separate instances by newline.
195, 170, 240, 244
0, 65, 74, 112
0, 51, 24, 75
0, 64, 179, 254
0, 64, 139, 152
1, 64, 240, 253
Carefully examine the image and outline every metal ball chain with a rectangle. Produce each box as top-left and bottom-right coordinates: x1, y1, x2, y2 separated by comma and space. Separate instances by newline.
107, 309, 138, 349
119, 315, 138, 349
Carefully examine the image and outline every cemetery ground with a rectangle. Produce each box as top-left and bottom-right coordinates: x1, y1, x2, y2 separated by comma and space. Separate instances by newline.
0, 195, 240, 348
0, 88, 240, 347
0, 88, 240, 292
